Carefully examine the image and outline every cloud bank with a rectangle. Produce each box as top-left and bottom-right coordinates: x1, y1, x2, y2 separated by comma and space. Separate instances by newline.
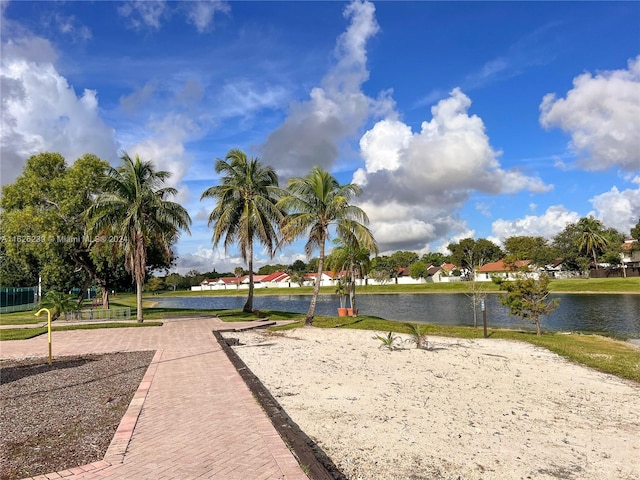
1, 33, 118, 184
540, 55, 640, 172
260, 0, 390, 176
355, 88, 552, 253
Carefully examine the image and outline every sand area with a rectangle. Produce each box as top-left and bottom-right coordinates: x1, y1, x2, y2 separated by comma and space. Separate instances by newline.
227, 327, 639, 480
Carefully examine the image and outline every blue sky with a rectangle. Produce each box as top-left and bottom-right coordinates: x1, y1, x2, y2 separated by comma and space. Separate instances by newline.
1, 1, 639, 274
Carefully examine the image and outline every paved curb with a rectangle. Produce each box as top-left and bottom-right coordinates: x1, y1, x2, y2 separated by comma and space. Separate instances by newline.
103, 348, 163, 464
214, 330, 346, 480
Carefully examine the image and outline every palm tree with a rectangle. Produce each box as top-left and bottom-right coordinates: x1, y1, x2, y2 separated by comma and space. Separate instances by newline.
41, 290, 80, 321
86, 152, 191, 322
278, 166, 377, 325
201, 149, 283, 312
577, 216, 609, 270
326, 237, 375, 316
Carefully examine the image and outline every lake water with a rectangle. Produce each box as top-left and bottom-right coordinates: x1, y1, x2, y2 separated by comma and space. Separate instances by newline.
154, 293, 640, 337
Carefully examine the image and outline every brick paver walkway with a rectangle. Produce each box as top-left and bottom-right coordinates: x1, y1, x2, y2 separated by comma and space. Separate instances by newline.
0, 318, 308, 479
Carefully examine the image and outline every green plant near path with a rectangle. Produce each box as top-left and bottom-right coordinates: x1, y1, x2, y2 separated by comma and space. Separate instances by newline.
41, 291, 81, 321
404, 322, 429, 349
373, 331, 401, 351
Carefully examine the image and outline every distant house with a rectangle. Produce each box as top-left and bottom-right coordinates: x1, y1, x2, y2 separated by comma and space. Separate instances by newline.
475, 259, 535, 282
426, 265, 444, 283
622, 240, 640, 268
304, 271, 336, 286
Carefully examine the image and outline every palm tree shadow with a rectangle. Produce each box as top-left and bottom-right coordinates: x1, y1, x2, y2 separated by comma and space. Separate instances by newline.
0, 357, 97, 385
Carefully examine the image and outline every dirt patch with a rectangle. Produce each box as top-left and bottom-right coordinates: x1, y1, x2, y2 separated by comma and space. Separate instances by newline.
0, 351, 154, 480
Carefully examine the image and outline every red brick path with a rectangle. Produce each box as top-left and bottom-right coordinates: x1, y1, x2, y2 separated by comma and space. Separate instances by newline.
1, 318, 308, 479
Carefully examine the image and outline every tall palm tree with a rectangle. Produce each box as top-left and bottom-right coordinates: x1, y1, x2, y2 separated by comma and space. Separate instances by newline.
278, 166, 377, 325
577, 216, 609, 270
86, 153, 191, 322
326, 237, 375, 316
201, 149, 283, 312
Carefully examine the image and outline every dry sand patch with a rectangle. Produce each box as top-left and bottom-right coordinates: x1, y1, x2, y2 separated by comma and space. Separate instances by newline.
228, 327, 639, 480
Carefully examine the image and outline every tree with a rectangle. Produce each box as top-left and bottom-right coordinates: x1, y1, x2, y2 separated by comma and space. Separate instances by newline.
503, 236, 557, 267
389, 251, 419, 269
278, 166, 377, 325
498, 275, 560, 336
0, 152, 131, 304
146, 276, 166, 293
577, 216, 610, 270
201, 149, 283, 312
408, 261, 429, 280
448, 238, 502, 279
631, 218, 640, 242
369, 255, 395, 284
41, 290, 80, 321
290, 259, 307, 272
86, 152, 192, 322
326, 237, 376, 316
421, 252, 448, 266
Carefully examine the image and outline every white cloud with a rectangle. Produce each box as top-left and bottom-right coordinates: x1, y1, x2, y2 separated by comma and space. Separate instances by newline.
359, 119, 411, 173
126, 113, 197, 189
491, 205, 581, 240
1, 35, 118, 184
260, 0, 387, 176
354, 88, 552, 252
118, 1, 166, 30
590, 184, 640, 235
540, 55, 640, 172
185, 0, 229, 33
118, 0, 228, 33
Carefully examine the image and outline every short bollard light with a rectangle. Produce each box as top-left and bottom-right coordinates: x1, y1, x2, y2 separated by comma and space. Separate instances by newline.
35, 308, 53, 366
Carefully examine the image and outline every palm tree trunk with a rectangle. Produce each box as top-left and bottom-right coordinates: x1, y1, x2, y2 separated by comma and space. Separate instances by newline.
135, 233, 145, 322
244, 242, 254, 313
306, 235, 325, 325
349, 259, 356, 317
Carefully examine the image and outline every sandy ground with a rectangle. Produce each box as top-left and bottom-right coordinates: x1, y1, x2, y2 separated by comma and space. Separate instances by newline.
227, 327, 640, 480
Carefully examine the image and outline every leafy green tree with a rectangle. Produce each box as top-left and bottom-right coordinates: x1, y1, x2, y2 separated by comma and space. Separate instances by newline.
631, 218, 640, 242
369, 255, 396, 283
503, 236, 557, 267
421, 252, 448, 266
201, 149, 283, 312
146, 276, 166, 293
290, 259, 307, 272
408, 260, 429, 280
389, 251, 419, 269
257, 264, 288, 275
447, 238, 502, 278
86, 152, 192, 322
0, 152, 129, 303
497, 275, 560, 336
278, 166, 377, 325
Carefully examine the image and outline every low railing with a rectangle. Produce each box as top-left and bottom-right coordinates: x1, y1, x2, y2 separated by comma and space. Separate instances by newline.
63, 307, 131, 322
0, 302, 37, 314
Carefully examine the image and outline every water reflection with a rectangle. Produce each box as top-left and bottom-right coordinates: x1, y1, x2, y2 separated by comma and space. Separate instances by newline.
154, 293, 640, 337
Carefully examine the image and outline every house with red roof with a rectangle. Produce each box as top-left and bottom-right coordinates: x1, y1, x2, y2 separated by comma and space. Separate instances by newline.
475, 259, 535, 282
